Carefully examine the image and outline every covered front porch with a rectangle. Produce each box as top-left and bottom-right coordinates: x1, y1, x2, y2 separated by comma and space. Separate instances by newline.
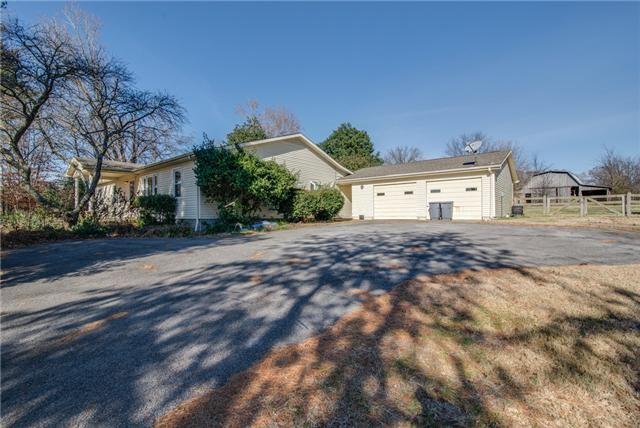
64, 157, 142, 208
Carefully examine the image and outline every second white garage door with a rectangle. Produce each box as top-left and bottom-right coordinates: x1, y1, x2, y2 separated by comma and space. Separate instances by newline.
427, 178, 482, 220
374, 182, 417, 219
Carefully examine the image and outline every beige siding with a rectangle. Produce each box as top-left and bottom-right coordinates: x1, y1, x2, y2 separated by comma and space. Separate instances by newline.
337, 185, 352, 219
494, 163, 513, 217
248, 140, 344, 188
137, 159, 199, 220
199, 187, 218, 220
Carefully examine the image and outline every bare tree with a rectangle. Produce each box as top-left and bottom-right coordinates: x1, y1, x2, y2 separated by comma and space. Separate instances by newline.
2, 8, 186, 222
446, 132, 532, 186
236, 99, 301, 138
588, 148, 640, 193
106, 119, 187, 164
445, 132, 492, 156
0, 17, 81, 207
52, 53, 184, 224
519, 153, 553, 195
384, 145, 422, 164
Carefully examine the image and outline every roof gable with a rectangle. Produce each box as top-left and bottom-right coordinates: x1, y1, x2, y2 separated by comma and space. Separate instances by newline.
65, 133, 352, 177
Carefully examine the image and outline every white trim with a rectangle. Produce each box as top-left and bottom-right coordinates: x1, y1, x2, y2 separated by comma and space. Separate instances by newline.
490, 171, 496, 218
337, 164, 502, 184
141, 173, 158, 196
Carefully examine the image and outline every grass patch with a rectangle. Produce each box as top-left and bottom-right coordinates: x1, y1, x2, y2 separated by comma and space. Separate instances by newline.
490, 215, 640, 233
155, 264, 640, 428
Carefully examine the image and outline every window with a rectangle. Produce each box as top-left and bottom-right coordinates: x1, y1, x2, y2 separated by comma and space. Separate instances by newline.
465, 187, 478, 192
144, 175, 158, 196
404, 191, 414, 195
430, 189, 441, 193
376, 192, 385, 196
145, 177, 153, 196
173, 170, 182, 197
309, 180, 321, 190
129, 181, 135, 200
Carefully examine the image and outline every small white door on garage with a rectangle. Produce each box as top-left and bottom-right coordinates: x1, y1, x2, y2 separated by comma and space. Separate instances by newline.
427, 178, 482, 220
374, 182, 417, 219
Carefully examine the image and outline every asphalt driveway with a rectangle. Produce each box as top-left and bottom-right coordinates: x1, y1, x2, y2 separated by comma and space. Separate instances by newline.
2, 221, 639, 427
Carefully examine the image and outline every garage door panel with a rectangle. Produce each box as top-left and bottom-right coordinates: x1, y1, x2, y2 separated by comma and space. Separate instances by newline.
427, 178, 482, 220
374, 182, 417, 219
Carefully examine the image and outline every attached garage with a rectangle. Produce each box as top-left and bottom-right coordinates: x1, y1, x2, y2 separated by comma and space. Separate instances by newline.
339, 151, 518, 221
373, 182, 417, 219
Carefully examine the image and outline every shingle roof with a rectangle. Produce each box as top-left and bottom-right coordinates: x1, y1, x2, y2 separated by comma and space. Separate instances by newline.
338, 151, 511, 182
74, 157, 141, 172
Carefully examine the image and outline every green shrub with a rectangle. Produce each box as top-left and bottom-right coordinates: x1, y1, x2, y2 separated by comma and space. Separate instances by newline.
132, 194, 177, 225
290, 187, 344, 221
71, 218, 108, 236
193, 139, 297, 225
1, 226, 71, 249
203, 220, 241, 234
140, 224, 193, 238
1, 208, 66, 231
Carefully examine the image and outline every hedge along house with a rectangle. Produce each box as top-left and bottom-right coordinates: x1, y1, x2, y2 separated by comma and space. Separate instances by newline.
337, 151, 518, 220
64, 134, 353, 229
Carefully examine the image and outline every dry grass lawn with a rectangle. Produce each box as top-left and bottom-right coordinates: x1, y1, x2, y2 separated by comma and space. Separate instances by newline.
490, 215, 640, 233
156, 264, 640, 428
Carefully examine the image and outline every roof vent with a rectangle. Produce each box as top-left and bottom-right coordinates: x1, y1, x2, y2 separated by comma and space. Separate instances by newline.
462, 160, 476, 166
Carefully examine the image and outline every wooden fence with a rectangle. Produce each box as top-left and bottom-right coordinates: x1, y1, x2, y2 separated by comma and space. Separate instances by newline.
515, 193, 640, 217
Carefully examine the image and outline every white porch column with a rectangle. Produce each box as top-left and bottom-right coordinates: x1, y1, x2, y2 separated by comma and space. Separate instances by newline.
74, 175, 80, 208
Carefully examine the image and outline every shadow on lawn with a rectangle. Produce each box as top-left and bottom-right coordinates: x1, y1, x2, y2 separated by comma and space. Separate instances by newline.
2, 229, 638, 427
153, 265, 640, 427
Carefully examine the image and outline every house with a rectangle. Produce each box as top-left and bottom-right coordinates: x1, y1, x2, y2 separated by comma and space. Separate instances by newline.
65, 136, 519, 226
520, 170, 610, 198
336, 151, 518, 220
65, 134, 352, 229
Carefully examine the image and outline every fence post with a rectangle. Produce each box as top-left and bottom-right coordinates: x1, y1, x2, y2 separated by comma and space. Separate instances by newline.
579, 197, 585, 217
543, 195, 548, 215
626, 192, 631, 216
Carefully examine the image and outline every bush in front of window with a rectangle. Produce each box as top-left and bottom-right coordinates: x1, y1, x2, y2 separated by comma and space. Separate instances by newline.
132, 194, 177, 226
289, 187, 344, 222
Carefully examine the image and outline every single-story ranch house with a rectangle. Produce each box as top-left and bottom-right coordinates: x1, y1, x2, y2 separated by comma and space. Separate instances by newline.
65, 133, 518, 227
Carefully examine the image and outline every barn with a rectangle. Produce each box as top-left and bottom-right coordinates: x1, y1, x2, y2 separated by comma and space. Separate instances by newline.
338, 151, 518, 221
521, 170, 611, 197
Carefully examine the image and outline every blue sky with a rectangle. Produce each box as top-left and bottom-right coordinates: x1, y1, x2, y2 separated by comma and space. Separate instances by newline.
10, 1, 640, 172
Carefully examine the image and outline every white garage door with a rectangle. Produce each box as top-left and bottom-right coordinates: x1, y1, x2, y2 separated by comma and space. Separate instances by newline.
374, 182, 417, 219
427, 178, 482, 220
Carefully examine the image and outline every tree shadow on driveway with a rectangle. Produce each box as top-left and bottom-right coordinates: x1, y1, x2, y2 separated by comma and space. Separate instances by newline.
0, 227, 603, 427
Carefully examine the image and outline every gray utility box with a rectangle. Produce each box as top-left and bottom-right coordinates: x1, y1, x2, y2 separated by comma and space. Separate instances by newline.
429, 202, 454, 220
